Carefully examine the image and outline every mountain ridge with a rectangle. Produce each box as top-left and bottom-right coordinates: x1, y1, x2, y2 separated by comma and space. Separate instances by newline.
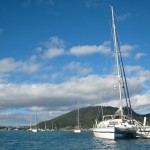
38, 106, 150, 130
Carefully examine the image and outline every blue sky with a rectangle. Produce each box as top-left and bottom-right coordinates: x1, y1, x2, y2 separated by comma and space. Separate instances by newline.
0, 0, 150, 126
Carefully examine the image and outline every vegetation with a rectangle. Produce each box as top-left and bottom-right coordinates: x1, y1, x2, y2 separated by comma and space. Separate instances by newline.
38, 106, 150, 130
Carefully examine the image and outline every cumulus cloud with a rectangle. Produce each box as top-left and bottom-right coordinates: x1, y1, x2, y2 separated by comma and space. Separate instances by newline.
120, 44, 136, 57
0, 72, 146, 110
0, 65, 149, 125
0, 56, 42, 83
70, 41, 111, 56
36, 36, 65, 59
63, 61, 93, 76
0, 35, 149, 125
43, 48, 65, 59
0, 57, 41, 74
117, 13, 132, 21
135, 53, 146, 59
125, 65, 142, 74
0, 58, 18, 73
125, 65, 150, 83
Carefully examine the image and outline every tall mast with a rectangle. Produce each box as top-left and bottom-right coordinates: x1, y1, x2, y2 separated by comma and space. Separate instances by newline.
110, 6, 123, 118
35, 106, 37, 129
77, 100, 80, 129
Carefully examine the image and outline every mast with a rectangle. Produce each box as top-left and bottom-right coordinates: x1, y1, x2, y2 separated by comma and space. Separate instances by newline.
110, 6, 123, 118
35, 106, 37, 129
45, 121, 47, 130
110, 6, 133, 120
77, 101, 80, 129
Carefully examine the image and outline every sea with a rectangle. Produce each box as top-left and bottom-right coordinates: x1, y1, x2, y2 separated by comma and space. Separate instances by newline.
0, 130, 149, 150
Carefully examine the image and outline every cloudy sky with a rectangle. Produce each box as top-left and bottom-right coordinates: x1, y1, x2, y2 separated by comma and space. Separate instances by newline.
0, 0, 150, 126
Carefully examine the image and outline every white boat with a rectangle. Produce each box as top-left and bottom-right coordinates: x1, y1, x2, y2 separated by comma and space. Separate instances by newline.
31, 106, 38, 132
31, 129, 38, 132
93, 6, 137, 140
50, 121, 54, 131
134, 117, 150, 138
74, 101, 81, 133
74, 129, 81, 133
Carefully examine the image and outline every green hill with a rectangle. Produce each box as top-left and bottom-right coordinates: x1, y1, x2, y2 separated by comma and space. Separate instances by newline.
38, 106, 150, 130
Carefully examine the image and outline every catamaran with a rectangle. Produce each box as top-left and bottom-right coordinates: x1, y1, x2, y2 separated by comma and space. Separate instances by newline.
93, 6, 137, 140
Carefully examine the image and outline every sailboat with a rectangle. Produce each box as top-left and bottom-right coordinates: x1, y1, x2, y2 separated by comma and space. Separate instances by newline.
74, 101, 81, 133
93, 6, 137, 140
31, 107, 38, 132
50, 121, 54, 131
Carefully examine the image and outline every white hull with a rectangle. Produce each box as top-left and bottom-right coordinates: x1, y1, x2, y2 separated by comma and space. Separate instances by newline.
136, 126, 150, 138
74, 129, 81, 133
93, 127, 115, 139
93, 126, 136, 140
32, 129, 38, 132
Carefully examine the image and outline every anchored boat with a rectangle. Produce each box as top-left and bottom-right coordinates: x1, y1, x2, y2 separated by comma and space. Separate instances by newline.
93, 6, 137, 140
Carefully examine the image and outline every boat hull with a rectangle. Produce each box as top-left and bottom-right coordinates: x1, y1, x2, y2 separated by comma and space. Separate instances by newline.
74, 129, 81, 133
32, 129, 38, 132
93, 127, 115, 139
93, 127, 136, 140
136, 126, 150, 138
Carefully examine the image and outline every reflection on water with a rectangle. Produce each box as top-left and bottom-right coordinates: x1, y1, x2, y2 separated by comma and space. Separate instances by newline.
0, 131, 149, 150
92, 137, 116, 150
92, 137, 150, 150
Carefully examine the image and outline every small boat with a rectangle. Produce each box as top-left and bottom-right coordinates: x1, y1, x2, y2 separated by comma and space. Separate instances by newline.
74, 101, 81, 133
31, 129, 38, 132
134, 117, 150, 138
93, 6, 137, 140
31, 106, 38, 132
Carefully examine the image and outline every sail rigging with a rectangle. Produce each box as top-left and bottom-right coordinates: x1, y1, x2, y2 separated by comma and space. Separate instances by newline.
110, 6, 132, 120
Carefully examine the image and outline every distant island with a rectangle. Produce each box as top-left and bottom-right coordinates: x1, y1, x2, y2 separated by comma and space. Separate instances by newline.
38, 106, 150, 130
0, 106, 149, 131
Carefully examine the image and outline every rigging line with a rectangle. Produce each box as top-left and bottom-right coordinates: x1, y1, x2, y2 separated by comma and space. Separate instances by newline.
109, 14, 123, 110
111, 9, 131, 118
117, 33, 132, 119
96, 29, 112, 121
115, 29, 130, 117
110, 10, 123, 111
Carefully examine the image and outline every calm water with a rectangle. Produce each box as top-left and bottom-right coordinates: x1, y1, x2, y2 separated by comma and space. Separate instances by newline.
0, 130, 149, 150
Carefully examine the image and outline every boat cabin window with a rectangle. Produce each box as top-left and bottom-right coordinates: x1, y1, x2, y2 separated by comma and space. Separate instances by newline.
103, 115, 113, 120
113, 115, 121, 119
109, 121, 119, 125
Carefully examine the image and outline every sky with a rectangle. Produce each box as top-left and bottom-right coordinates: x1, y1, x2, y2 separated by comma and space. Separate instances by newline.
0, 0, 150, 126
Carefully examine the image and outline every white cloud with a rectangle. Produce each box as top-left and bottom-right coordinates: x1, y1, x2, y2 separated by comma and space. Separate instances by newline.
120, 44, 136, 57
125, 65, 142, 74
135, 53, 146, 59
137, 70, 150, 82
63, 61, 92, 76
43, 48, 65, 59
0, 72, 146, 110
132, 92, 150, 107
117, 13, 132, 21
125, 65, 150, 83
0, 64, 149, 125
0, 57, 41, 74
70, 41, 111, 56
0, 58, 18, 73
131, 91, 150, 114
37, 36, 65, 59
